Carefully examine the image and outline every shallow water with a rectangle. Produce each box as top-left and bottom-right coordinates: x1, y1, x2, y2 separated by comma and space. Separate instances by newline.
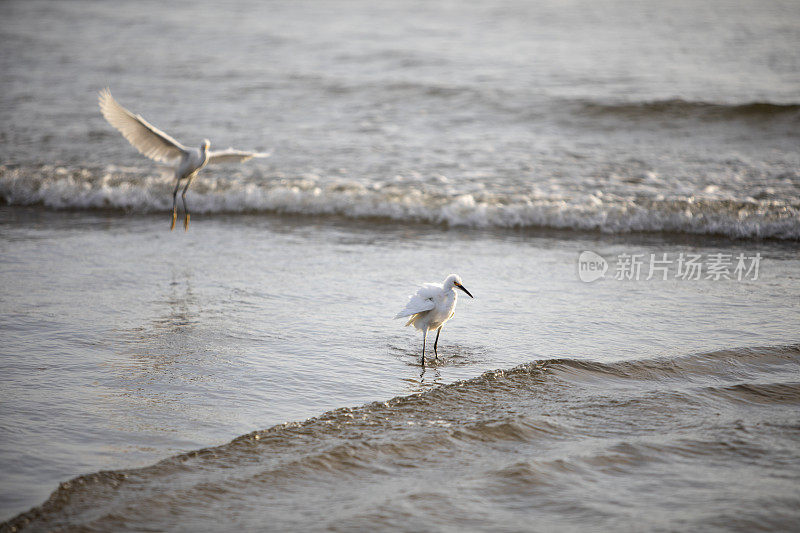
1, 208, 799, 527
5, 340, 800, 531
1, 0, 800, 529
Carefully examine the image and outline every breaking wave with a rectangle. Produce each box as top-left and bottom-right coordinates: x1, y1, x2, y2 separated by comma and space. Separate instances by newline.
1, 165, 798, 240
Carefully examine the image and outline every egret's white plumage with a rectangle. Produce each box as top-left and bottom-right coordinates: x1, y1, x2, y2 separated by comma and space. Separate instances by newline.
98, 88, 271, 230
396, 274, 474, 363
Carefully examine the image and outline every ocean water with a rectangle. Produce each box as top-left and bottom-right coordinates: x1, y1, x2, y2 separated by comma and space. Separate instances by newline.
3, 0, 800, 239
1, 0, 799, 530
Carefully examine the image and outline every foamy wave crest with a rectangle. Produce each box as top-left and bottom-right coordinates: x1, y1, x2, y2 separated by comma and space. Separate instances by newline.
1, 165, 798, 239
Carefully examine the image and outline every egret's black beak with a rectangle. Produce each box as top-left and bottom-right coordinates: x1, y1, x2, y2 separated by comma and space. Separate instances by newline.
457, 284, 474, 298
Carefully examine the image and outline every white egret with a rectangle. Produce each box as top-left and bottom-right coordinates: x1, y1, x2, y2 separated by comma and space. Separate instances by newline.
98, 88, 270, 230
395, 274, 474, 364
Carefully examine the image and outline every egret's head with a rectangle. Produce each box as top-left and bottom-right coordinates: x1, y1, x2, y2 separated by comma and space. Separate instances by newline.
201, 139, 211, 151
445, 274, 474, 298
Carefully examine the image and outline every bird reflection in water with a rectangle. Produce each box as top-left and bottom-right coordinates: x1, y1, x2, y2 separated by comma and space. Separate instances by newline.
418, 364, 442, 388
155, 273, 200, 334
103, 269, 214, 438
120, 269, 205, 370
400, 364, 442, 393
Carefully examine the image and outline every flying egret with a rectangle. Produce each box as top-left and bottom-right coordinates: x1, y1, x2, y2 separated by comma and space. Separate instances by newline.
98, 88, 270, 230
395, 274, 474, 364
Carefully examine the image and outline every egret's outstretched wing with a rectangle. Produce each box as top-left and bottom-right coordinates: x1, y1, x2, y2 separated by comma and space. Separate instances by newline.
207, 149, 271, 165
394, 284, 439, 318
98, 88, 187, 163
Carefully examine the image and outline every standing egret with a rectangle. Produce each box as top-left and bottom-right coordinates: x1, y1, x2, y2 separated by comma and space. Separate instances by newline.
395, 274, 474, 364
98, 88, 270, 230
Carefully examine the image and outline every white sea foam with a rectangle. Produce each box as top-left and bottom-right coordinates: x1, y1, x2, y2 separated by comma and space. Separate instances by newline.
1, 165, 798, 240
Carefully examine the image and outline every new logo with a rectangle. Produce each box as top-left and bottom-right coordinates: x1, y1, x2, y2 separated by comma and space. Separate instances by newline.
578, 251, 608, 282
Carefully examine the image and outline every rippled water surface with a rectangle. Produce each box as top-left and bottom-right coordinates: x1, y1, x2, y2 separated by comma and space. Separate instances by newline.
2, 209, 798, 528
1, 0, 799, 529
